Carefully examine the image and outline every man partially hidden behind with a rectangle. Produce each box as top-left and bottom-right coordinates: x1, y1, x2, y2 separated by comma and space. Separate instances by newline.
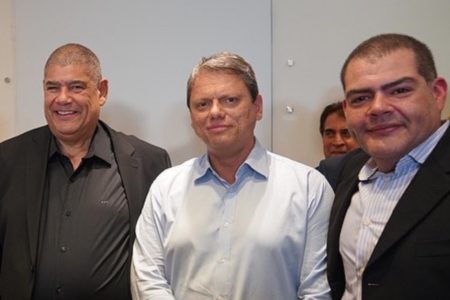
319, 101, 358, 158
131, 52, 333, 299
0, 43, 171, 300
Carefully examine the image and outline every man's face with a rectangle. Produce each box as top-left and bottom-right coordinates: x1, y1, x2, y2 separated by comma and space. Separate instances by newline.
322, 112, 358, 158
189, 70, 262, 158
44, 64, 108, 144
343, 48, 447, 171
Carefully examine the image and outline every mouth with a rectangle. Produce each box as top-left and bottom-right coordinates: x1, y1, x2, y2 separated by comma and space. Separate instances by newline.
367, 123, 401, 135
331, 150, 346, 155
207, 124, 230, 133
54, 110, 78, 118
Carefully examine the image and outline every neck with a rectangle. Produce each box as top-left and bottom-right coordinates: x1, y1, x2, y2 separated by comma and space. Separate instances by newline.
56, 135, 93, 170
208, 140, 255, 184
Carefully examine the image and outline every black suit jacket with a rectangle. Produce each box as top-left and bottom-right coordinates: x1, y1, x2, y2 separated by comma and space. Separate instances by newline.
0, 121, 171, 300
327, 125, 450, 300
316, 154, 354, 192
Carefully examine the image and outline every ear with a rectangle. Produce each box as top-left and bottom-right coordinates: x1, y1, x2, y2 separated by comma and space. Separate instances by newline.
254, 94, 263, 120
431, 77, 448, 111
98, 79, 109, 106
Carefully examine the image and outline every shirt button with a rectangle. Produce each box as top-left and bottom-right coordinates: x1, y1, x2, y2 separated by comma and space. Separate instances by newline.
60, 246, 67, 253
65, 210, 72, 217
219, 258, 226, 264
363, 218, 372, 226
223, 222, 230, 228
56, 285, 62, 293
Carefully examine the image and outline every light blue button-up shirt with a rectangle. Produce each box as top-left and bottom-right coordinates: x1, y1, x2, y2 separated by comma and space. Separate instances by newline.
131, 140, 333, 300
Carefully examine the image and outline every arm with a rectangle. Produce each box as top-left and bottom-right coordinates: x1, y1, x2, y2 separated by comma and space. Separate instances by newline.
298, 170, 333, 300
131, 182, 175, 300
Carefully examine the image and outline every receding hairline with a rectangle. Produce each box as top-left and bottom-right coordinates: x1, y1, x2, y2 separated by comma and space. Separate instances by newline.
186, 51, 259, 108
44, 43, 102, 83
340, 33, 437, 89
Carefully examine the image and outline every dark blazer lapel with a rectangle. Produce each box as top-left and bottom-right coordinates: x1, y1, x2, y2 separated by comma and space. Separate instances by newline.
26, 127, 51, 266
328, 175, 359, 290
329, 150, 369, 240
328, 153, 366, 297
112, 135, 140, 218
368, 127, 450, 266
329, 177, 358, 243
104, 125, 141, 236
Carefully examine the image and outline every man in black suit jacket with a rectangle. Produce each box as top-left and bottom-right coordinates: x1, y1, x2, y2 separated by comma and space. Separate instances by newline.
327, 33, 450, 299
0, 44, 171, 300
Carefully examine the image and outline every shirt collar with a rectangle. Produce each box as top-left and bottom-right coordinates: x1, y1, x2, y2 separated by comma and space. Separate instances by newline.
48, 123, 113, 166
194, 139, 268, 185
408, 120, 449, 164
359, 120, 449, 181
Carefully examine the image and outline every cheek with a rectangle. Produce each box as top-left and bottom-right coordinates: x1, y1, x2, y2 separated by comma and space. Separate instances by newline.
190, 114, 204, 130
345, 114, 363, 131
44, 96, 53, 107
322, 138, 335, 149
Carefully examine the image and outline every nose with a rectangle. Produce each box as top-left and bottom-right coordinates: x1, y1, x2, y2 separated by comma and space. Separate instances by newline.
209, 99, 225, 119
55, 87, 71, 104
368, 92, 391, 117
333, 134, 345, 146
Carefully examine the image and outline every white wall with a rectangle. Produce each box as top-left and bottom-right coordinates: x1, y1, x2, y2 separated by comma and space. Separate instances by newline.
0, 0, 15, 141
272, 0, 450, 167
11, 1, 450, 167
14, 0, 272, 165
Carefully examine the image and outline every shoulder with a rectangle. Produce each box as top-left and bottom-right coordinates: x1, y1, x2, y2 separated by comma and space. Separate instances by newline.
316, 155, 347, 191
0, 125, 50, 153
265, 150, 331, 189
340, 148, 369, 175
316, 149, 369, 191
317, 155, 345, 173
101, 121, 171, 161
153, 158, 197, 184
267, 151, 321, 174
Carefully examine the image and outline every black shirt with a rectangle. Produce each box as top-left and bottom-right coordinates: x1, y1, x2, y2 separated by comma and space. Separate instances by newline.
33, 125, 131, 300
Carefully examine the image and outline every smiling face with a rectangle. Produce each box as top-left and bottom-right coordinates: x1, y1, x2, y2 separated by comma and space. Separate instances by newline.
343, 48, 447, 171
44, 63, 108, 145
189, 70, 263, 159
322, 112, 358, 158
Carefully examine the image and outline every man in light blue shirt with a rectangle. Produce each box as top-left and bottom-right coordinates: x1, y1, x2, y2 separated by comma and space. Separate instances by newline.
131, 52, 334, 299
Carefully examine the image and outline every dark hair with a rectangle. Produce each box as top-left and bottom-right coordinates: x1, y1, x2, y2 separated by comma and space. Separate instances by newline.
44, 43, 102, 84
341, 33, 437, 89
319, 101, 344, 135
186, 52, 259, 108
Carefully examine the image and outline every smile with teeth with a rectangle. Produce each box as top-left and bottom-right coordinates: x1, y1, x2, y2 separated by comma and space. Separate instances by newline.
56, 110, 77, 115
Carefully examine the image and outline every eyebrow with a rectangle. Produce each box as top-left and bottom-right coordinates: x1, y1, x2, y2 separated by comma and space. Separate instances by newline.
45, 80, 87, 86
346, 76, 416, 97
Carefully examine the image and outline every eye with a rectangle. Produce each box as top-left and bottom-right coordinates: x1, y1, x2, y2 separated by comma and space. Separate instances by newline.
194, 100, 210, 111
391, 87, 411, 95
70, 83, 86, 93
348, 95, 370, 106
323, 130, 335, 138
221, 97, 239, 106
341, 129, 351, 138
45, 85, 59, 92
